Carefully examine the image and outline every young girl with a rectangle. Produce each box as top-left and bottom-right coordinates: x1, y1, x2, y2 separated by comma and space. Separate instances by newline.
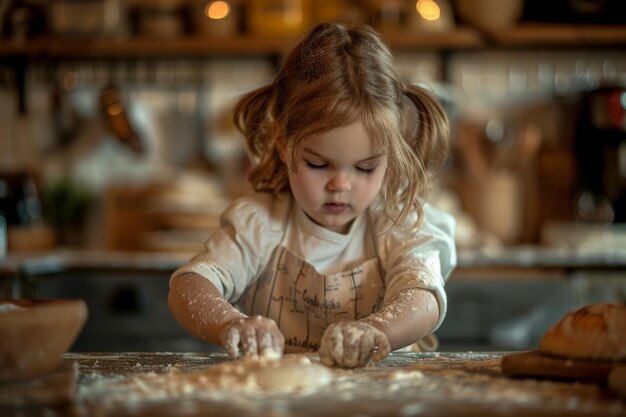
168, 22, 456, 368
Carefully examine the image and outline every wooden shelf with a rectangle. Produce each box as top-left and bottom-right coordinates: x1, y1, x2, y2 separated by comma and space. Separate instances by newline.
0, 31, 481, 58
1, 24, 625, 59
383, 27, 484, 51
489, 23, 626, 47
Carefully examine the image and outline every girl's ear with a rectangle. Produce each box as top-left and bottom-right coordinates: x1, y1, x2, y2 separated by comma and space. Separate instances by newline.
278, 147, 287, 164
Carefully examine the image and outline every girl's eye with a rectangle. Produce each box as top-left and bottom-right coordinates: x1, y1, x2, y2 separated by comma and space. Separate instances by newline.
356, 166, 377, 174
305, 161, 327, 170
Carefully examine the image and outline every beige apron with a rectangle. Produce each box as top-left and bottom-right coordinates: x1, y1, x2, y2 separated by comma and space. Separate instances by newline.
238, 247, 385, 352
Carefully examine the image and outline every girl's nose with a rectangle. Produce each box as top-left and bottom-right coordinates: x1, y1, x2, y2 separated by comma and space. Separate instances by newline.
327, 172, 352, 192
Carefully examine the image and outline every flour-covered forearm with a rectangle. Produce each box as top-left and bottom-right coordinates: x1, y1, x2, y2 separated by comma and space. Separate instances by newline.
168, 273, 245, 346
363, 287, 439, 350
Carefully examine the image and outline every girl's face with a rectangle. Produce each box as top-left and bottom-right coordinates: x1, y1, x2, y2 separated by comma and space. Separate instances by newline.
286, 121, 387, 234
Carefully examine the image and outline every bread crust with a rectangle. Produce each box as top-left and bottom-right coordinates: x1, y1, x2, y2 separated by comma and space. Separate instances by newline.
539, 303, 626, 361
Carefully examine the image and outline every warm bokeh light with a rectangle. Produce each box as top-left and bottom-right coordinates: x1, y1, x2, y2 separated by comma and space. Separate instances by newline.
205, 1, 231, 20
416, 0, 441, 21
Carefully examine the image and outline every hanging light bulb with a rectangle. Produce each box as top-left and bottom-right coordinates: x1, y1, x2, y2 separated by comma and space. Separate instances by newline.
205, 1, 231, 20
416, 0, 441, 21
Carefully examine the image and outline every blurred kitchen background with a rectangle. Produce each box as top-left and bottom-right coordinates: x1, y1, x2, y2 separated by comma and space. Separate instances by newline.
1, 0, 625, 352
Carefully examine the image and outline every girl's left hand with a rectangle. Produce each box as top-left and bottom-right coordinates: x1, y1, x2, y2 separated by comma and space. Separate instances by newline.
318, 321, 391, 368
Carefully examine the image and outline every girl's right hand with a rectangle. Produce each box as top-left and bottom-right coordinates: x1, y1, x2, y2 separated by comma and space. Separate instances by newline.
218, 315, 285, 359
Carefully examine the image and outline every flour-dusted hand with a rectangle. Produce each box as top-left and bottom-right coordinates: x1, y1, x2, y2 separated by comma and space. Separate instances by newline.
219, 315, 285, 359
318, 321, 391, 368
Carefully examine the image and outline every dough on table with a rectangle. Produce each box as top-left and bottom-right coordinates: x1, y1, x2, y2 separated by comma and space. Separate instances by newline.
249, 356, 333, 390
539, 303, 626, 361
179, 355, 333, 392
80, 355, 335, 405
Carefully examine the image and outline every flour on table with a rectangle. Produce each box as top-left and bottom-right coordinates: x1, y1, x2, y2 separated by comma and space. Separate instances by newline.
77, 355, 622, 417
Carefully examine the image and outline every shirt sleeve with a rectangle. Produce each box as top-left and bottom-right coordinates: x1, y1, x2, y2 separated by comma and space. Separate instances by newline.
170, 193, 286, 303
377, 203, 457, 331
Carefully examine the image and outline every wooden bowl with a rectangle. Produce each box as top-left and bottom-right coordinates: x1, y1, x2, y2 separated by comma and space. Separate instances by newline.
0, 299, 88, 381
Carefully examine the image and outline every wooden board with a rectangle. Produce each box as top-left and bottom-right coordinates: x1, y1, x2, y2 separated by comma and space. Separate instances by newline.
501, 350, 617, 382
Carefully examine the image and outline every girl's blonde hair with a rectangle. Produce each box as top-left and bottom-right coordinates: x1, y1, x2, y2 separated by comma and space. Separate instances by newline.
234, 22, 449, 229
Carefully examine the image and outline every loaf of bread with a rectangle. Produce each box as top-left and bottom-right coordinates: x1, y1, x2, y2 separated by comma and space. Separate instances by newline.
539, 303, 626, 361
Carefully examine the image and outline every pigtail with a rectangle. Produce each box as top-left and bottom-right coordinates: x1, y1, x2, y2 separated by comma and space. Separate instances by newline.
234, 84, 274, 163
387, 85, 449, 230
402, 85, 450, 180
233, 84, 290, 192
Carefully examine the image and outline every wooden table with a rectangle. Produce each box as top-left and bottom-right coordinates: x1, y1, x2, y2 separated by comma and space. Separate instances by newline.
1, 351, 623, 416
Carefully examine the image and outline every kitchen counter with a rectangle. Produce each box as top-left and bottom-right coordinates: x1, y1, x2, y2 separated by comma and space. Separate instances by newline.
0, 250, 190, 277
458, 246, 626, 270
1, 351, 623, 417
2, 245, 626, 278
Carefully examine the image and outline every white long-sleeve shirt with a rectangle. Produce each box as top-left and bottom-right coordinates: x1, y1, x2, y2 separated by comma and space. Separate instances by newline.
171, 191, 456, 351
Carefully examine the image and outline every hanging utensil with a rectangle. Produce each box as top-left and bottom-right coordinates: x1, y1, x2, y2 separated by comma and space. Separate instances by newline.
99, 86, 143, 154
